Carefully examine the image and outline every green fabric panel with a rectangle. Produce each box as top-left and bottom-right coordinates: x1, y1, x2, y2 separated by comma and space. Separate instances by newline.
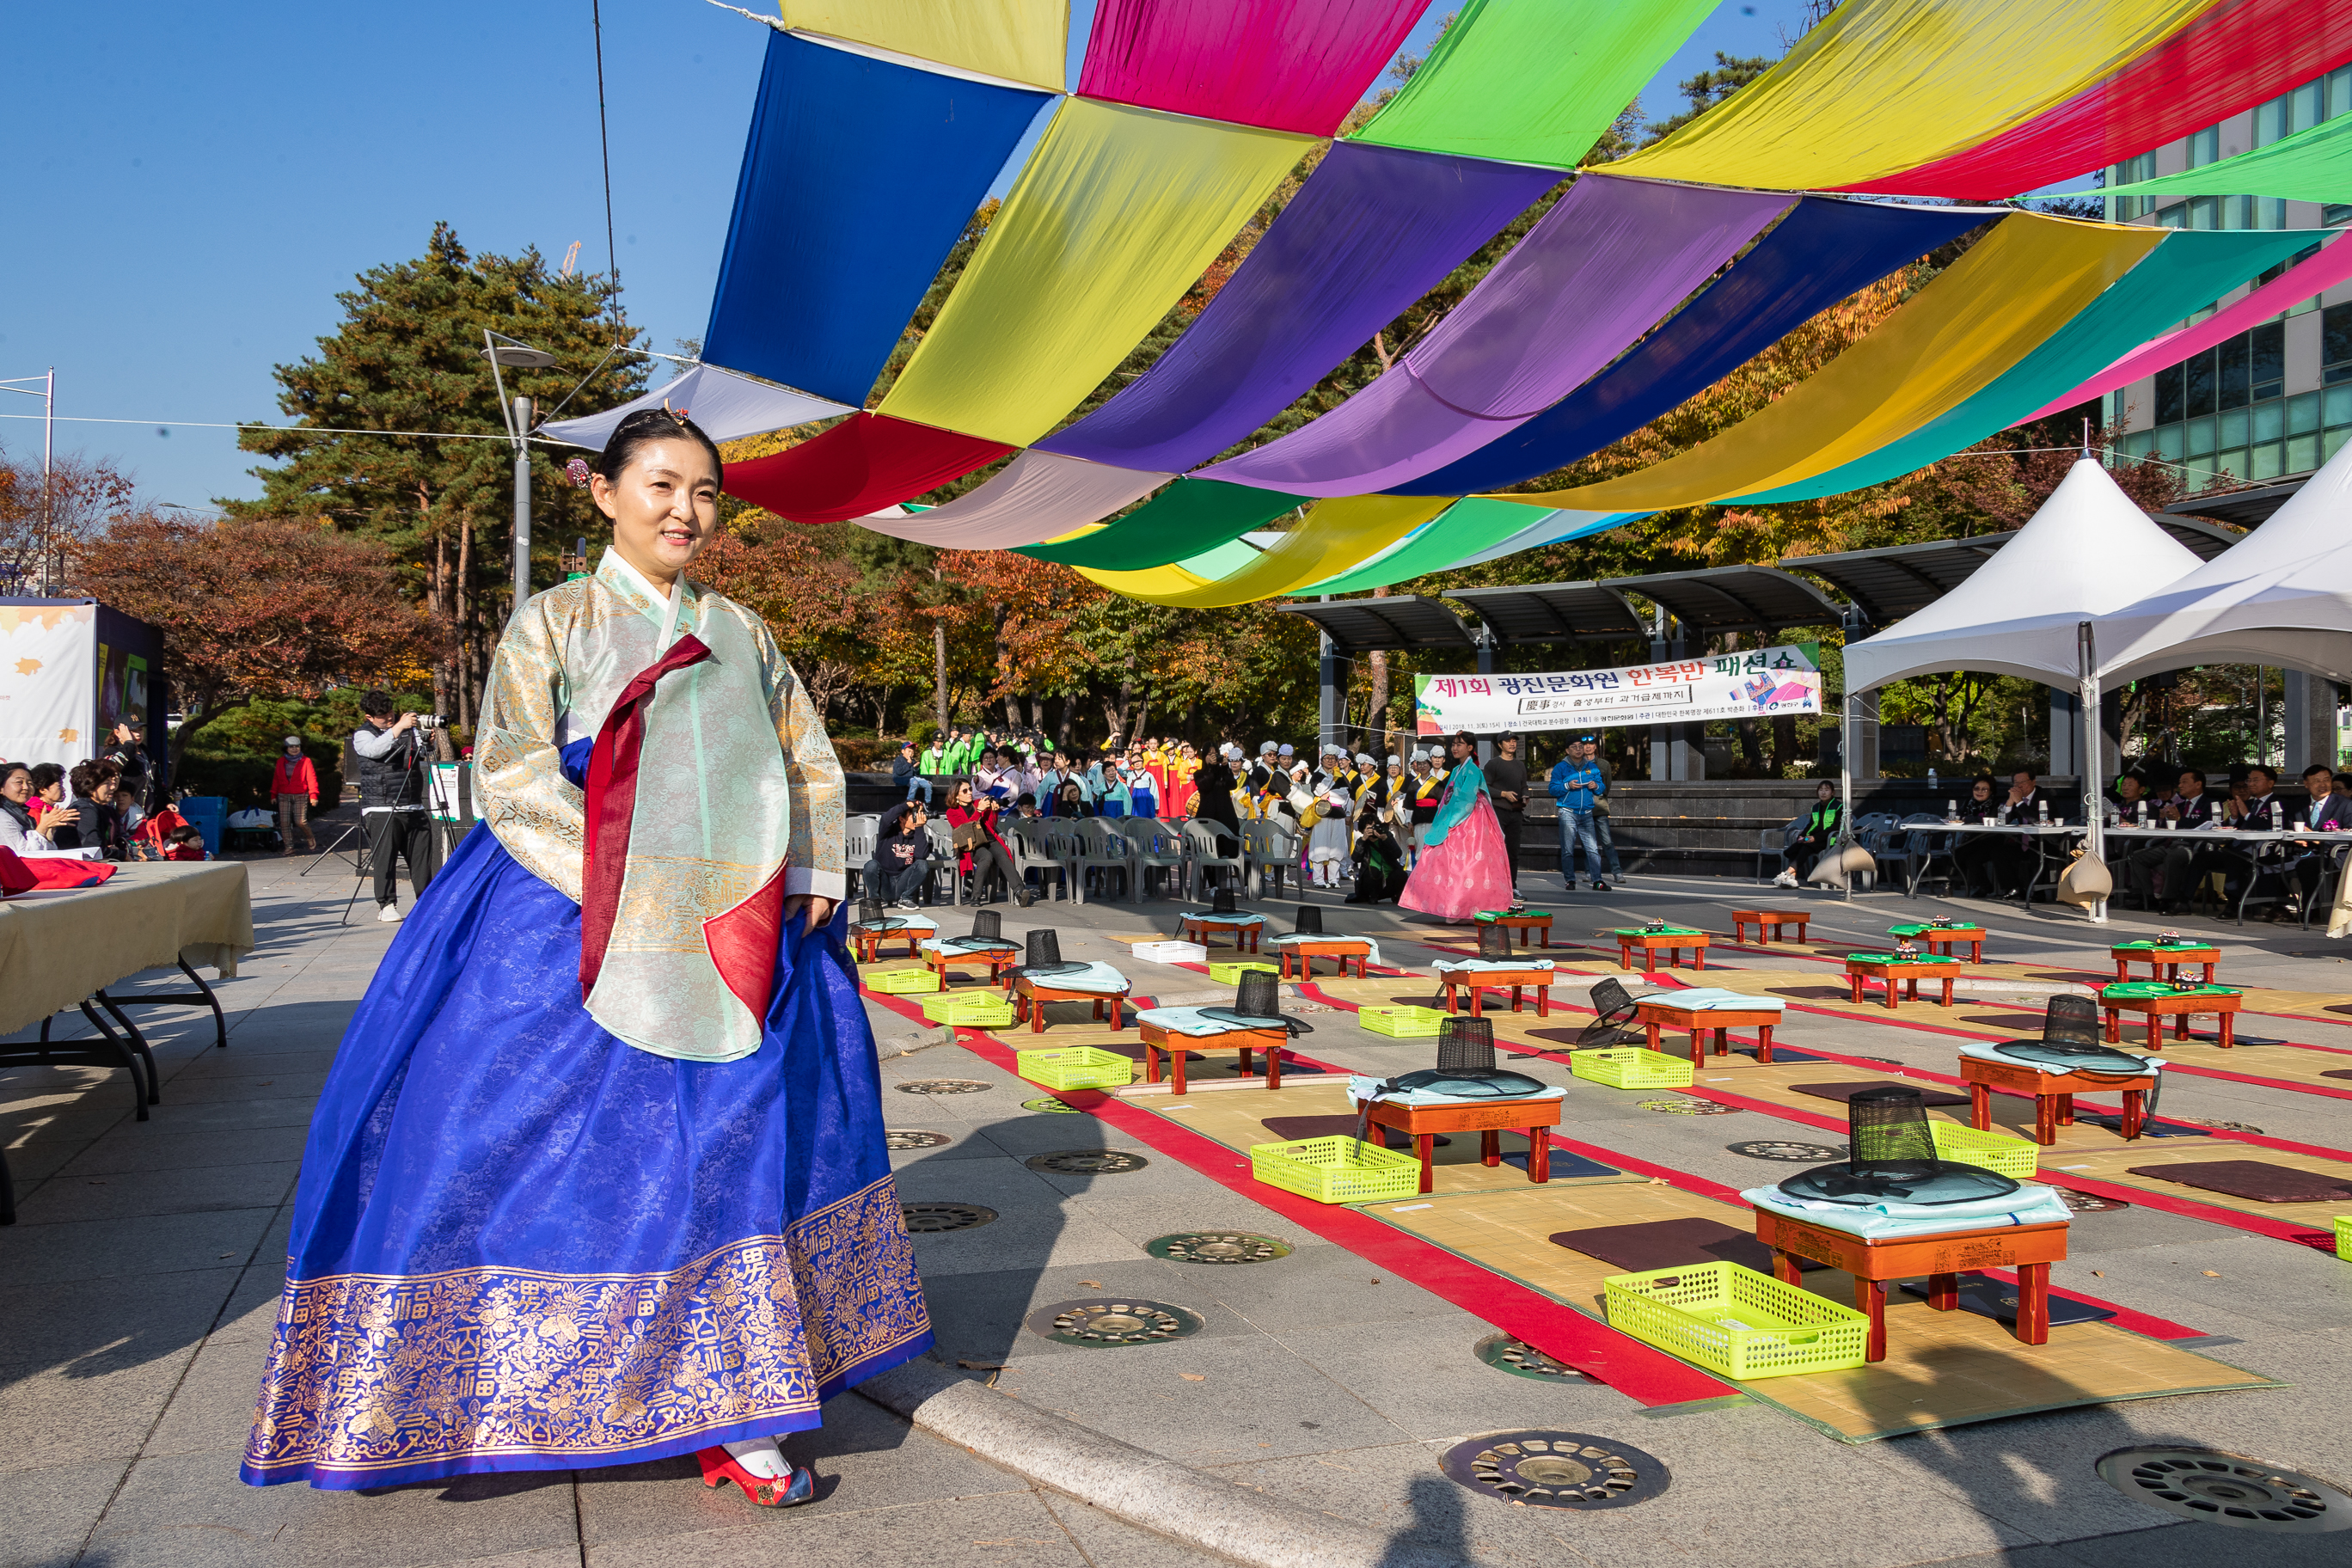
1175, 537, 1265, 578
1352, 0, 1718, 168
1016, 476, 1304, 568
2103, 113, 2352, 205
1732, 228, 2316, 505
1301, 497, 1548, 592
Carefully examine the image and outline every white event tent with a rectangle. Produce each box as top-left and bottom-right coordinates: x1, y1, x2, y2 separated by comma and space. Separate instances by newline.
537, 361, 851, 450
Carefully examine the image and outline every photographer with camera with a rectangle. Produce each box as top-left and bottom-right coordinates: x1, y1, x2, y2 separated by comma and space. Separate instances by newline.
352, 690, 444, 921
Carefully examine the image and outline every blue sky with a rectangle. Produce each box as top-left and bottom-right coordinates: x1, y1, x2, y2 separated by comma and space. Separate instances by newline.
0, 1, 1823, 513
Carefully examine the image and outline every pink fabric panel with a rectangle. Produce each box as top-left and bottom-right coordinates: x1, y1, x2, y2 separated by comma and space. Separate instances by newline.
1078, 0, 1434, 136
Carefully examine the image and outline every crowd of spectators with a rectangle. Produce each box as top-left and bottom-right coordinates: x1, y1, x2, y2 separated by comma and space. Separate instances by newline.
0, 721, 203, 863
2103, 757, 2350, 918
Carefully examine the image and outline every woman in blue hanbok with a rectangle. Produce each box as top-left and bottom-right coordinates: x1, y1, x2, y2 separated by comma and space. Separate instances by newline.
242, 409, 931, 1506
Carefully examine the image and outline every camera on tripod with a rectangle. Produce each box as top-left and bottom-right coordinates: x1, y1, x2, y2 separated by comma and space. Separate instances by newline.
413, 714, 449, 732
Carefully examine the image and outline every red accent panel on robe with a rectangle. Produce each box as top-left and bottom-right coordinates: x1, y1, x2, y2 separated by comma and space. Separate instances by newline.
702, 861, 788, 1022
722, 413, 1013, 524
580, 634, 714, 999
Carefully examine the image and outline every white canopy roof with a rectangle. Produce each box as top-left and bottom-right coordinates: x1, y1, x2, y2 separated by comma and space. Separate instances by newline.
1842, 458, 2202, 692
2095, 434, 2352, 683
537, 361, 852, 450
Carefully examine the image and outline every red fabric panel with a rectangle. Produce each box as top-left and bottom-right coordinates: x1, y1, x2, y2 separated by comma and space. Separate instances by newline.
723, 413, 1011, 524
580, 634, 713, 1000
1078, 0, 1430, 137
0, 848, 117, 893
703, 862, 787, 1021
1844, 0, 2352, 199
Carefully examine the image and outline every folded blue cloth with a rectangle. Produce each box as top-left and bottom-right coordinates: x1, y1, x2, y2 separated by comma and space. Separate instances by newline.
1744, 1182, 2071, 1239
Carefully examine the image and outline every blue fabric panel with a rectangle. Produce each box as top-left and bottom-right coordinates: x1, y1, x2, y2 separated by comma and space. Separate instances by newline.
703, 31, 1052, 405
1387, 198, 1991, 496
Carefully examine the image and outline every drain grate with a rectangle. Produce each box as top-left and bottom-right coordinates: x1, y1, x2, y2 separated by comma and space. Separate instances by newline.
1022, 1096, 1083, 1114
1439, 1430, 1669, 1510
885, 1130, 953, 1150
897, 1078, 994, 1095
1026, 1149, 1148, 1175
1026, 1298, 1204, 1347
2097, 1446, 2352, 1533
1147, 1232, 1290, 1265
1473, 1334, 1592, 1382
1638, 1097, 1740, 1116
2055, 1187, 2128, 1213
901, 1202, 996, 1234
1727, 1139, 1848, 1162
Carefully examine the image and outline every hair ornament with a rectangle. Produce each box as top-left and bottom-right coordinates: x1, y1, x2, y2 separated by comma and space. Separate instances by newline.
564, 456, 593, 488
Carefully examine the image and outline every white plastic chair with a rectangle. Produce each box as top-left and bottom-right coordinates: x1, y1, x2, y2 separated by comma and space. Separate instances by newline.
1183, 819, 1243, 899
1117, 817, 1189, 901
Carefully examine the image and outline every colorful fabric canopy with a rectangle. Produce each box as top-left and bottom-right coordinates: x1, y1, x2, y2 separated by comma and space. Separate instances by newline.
1491, 214, 2165, 511
1736, 228, 2318, 505
539, 362, 852, 450
1078, 0, 1430, 136
1078, 494, 1452, 606
1036, 141, 1559, 475
853, 451, 1175, 548
2101, 111, 2352, 205
723, 413, 1011, 524
1018, 477, 1307, 569
879, 99, 1313, 446
1351, 0, 1718, 168
702, 30, 1051, 407
1389, 197, 1992, 497
777, 0, 1068, 90
1433, 509, 1649, 573
1300, 497, 1560, 592
1200, 175, 1793, 498
1857, 0, 2352, 199
1616, 0, 2220, 193
2019, 233, 2352, 426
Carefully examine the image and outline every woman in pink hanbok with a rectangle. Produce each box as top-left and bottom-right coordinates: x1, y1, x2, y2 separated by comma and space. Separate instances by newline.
1400, 732, 1516, 922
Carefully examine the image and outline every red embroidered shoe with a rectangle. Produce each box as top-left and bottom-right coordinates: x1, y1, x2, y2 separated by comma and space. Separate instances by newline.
696, 1446, 815, 1508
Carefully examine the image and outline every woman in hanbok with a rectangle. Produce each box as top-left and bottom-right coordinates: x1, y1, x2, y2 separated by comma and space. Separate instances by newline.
242, 409, 931, 1506
1306, 785, 1355, 887
1400, 732, 1515, 922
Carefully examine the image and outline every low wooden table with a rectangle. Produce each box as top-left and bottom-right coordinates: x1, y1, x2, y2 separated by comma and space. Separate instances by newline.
1139, 1021, 1287, 1094
1009, 976, 1128, 1033
922, 943, 1020, 989
1890, 923, 1987, 962
2111, 942, 2220, 983
1476, 910, 1553, 949
1730, 909, 1810, 946
1272, 939, 1373, 980
1179, 916, 1262, 952
1843, 955, 1961, 1010
2101, 983, 2242, 1049
1355, 1094, 1560, 1194
1614, 928, 1709, 972
850, 921, 930, 963
1755, 1207, 2068, 1361
1634, 999, 1781, 1066
1958, 1054, 2155, 1144
1437, 965, 1553, 1018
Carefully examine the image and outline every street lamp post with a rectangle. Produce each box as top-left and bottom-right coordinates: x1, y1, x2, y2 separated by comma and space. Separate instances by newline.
482, 332, 557, 616
0, 369, 54, 592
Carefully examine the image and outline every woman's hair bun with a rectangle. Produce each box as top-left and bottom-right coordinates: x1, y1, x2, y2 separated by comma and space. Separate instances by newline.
590, 405, 724, 487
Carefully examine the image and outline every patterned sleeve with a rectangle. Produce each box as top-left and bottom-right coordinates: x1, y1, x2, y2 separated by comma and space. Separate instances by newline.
747, 610, 847, 903
474, 592, 585, 903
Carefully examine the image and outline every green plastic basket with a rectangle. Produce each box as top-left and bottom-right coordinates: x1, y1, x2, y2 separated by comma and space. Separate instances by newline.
2334, 1215, 2352, 1262
920, 991, 1018, 1028
1571, 1048, 1694, 1090
1208, 959, 1280, 985
1248, 1136, 1422, 1205
1603, 1261, 1870, 1381
1930, 1120, 2040, 1179
1016, 1045, 1136, 1091
866, 967, 942, 995
1359, 1005, 1445, 1038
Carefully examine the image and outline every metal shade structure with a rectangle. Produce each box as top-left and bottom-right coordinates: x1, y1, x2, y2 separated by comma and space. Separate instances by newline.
1784, 536, 2015, 627
2165, 479, 2304, 531
1604, 565, 1846, 636
1277, 595, 1477, 652
1444, 582, 1645, 646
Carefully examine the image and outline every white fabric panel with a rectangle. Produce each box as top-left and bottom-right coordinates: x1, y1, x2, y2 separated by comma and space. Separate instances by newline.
539, 362, 854, 450
0, 602, 95, 769
1842, 459, 2201, 692
855, 450, 1173, 548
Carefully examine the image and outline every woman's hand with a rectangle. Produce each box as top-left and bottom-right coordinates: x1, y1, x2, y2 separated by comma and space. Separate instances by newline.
782, 893, 836, 934
44, 805, 80, 829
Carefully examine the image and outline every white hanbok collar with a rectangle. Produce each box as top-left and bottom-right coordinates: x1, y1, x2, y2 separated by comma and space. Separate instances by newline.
599, 547, 686, 650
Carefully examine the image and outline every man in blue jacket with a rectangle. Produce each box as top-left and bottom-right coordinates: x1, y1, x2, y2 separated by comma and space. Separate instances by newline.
1547, 738, 1609, 892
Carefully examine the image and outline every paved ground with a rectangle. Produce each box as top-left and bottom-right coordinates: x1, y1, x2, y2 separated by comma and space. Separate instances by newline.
6, 844, 2352, 1567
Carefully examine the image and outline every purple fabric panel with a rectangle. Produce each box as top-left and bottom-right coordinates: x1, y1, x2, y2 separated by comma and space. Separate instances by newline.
1197, 175, 1793, 498
1077, 0, 1433, 136
1037, 142, 1558, 474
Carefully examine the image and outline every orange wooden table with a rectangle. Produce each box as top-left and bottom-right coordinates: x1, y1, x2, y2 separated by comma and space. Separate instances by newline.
2110, 943, 2220, 983
2100, 985, 2242, 1049
1890, 923, 1988, 962
1139, 1021, 1287, 1094
1437, 965, 1553, 1018
1730, 909, 1810, 946
1634, 999, 1782, 1066
1354, 1095, 1560, 1194
1009, 977, 1128, 1033
1179, 916, 1262, 952
1755, 1206, 2067, 1361
1475, 911, 1553, 949
1613, 928, 1708, 972
850, 920, 930, 964
1959, 1054, 2154, 1144
1272, 939, 1374, 980
922, 943, 1020, 989
1842, 956, 1961, 1010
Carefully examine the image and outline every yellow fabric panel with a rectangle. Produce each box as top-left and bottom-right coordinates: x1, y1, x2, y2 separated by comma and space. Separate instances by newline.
777, 1, 1069, 91
1616, 0, 2218, 191
1490, 214, 2167, 512
1080, 494, 1452, 607
879, 100, 1313, 446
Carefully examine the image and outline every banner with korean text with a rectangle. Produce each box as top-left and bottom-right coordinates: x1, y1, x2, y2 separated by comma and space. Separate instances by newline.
1414, 642, 1822, 735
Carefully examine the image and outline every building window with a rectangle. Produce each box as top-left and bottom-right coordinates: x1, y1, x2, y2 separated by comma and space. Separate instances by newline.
2187, 127, 2221, 168
2251, 320, 2285, 403
2326, 303, 2352, 386
2219, 335, 2250, 410
2184, 346, 2218, 415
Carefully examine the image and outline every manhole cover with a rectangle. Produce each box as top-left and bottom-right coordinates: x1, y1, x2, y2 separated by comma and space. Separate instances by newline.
1023, 1096, 1082, 1114
885, 1129, 953, 1150
1439, 1430, 1669, 1510
1147, 1232, 1291, 1265
897, 1079, 994, 1095
1727, 1139, 1848, 1161
1025, 1298, 1204, 1347
1637, 1097, 1740, 1116
901, 1202, 996, 1234
2055, 1187, 2128, 1213
1026, 1149, 1149, 1175
1473, 1334, 1591, 1382
2097, 1446, 2352, 1533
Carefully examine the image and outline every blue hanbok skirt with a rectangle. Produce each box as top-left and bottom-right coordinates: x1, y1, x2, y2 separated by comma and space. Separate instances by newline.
242, 818, 933, 1490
